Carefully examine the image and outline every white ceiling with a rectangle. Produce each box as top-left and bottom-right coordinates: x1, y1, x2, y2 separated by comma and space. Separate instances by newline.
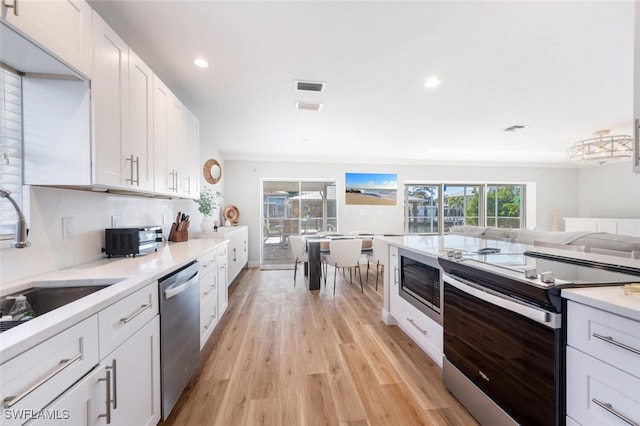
88, 0, 635, 167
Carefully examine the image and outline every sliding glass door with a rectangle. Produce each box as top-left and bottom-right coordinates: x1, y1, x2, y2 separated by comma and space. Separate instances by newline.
261, 180, 337, 268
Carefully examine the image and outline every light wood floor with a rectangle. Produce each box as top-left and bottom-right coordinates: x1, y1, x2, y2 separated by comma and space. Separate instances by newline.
162, 266, 478, 426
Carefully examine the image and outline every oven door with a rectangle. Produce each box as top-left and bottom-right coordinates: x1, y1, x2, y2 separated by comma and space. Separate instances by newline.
443, 274, 562, 426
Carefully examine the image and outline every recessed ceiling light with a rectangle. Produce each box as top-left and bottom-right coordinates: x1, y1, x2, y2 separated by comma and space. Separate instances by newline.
424, 77, 441, 88
193, 57, 210, 68
302, 139, 312, 144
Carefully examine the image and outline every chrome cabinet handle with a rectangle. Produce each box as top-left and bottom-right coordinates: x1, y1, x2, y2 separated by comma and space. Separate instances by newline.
634, 118, 639, 172
204, 313, 217, 330
120, 303, 152, 323
174, 171, 179, 192
592, 333, 640, 356
394, 266, 398, 286
3, 0, 18, 16
125, 155, 140, 186
407, 318, 427, 335
233, 248, 237, 262
592, 398, 639, 426
106, 359, 117, 409
98, 369, 112, 424
3, 353, 82, 408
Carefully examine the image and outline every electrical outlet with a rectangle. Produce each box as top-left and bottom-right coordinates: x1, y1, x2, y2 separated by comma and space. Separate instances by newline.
111, 215, 118, 228
62, 217, 74, 239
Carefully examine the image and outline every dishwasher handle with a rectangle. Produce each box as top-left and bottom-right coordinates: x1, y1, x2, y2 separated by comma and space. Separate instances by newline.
164, 271, 199, 300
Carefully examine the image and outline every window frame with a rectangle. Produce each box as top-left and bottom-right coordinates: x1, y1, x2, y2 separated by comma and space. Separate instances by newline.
404, 182, 527, 235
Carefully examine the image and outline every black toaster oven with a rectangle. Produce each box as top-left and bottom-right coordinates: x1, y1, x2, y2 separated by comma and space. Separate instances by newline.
104, 226, 163, 258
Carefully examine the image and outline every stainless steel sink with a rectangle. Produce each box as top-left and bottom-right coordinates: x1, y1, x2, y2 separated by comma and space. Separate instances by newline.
0, 278, 124, 332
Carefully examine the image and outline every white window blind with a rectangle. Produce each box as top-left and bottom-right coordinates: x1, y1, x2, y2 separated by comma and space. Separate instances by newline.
0, 69, 23, 238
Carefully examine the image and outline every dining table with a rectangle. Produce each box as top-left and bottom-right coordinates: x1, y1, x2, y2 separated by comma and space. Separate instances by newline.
302, 235, 372, 290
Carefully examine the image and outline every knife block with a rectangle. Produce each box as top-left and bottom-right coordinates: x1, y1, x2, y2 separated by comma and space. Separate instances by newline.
168, 223, 188, 242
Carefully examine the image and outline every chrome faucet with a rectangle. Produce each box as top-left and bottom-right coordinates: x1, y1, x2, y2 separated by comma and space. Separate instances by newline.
0, 188, 30, 248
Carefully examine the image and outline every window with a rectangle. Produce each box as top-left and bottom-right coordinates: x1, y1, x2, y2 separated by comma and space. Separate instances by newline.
261, 179, 337, 268
0, 69, 23, 239
486, 184, 524, 228
405, 183, 525, 234
405, 184, 439, 233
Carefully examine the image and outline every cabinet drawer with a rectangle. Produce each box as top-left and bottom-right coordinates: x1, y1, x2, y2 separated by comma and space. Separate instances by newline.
399, 298, 443, 364
98, 281, 158, 358
217, 245, 228, 263
0, 315, 99, 422
200, 268, 217, 299
199, 250, 217, 271
567, 301, 640, 378
566, 346, 640, 426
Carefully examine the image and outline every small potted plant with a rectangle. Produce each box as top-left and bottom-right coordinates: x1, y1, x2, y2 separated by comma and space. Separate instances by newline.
195, 188, 222, 233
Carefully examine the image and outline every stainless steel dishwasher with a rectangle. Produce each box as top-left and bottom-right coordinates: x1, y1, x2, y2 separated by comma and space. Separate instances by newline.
158, 260, 200, 419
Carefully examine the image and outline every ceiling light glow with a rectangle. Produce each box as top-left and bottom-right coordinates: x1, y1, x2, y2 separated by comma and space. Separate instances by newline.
193, 57, 210, 68
424, 77, 441, 88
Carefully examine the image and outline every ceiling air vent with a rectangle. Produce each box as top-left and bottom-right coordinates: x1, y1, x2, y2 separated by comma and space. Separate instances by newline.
295, 80, 326, 92
296, 101, 323, 111
504, 125, 526, 132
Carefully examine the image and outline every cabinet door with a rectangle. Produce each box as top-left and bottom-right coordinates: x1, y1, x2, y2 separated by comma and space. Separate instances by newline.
34, 365, 106, 426
2, 0, 92, 78
92, 11, 128, 188
153, 77, 183, 195
153, 77, 170, 194
127, 50, 154, 192
182, 107, 200, 199
104, 316, 161, 426
389, 246, 401, 319
167, 95, 184, 194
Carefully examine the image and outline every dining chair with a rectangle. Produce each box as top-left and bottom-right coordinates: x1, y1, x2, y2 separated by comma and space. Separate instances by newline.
289, 235, 308, 286
323, 238, 364, 295
366, 237, 384, 291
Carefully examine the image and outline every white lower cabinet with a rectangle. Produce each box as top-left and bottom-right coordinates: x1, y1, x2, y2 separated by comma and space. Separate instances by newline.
217, 245, 229, 315
35, 364, 105, 426
198, 242, 229, 348
566, 300, 640, 426
387, 245, 443, 366
0, 316, 99, 426
199, 249, 219, 348
101, 317, 160, 426
4, 282, 161, 426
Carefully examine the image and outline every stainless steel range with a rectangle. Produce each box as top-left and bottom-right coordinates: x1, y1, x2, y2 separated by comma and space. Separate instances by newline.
438, 251, 640, 426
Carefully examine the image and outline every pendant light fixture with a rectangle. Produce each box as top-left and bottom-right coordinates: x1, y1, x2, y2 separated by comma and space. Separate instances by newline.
567, 129, 633, 165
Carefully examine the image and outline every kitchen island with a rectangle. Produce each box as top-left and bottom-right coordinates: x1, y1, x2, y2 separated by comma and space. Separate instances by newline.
377, 233, 640, 426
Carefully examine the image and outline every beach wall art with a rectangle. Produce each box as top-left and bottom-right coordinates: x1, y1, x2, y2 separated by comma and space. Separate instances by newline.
345, 172, 397, 205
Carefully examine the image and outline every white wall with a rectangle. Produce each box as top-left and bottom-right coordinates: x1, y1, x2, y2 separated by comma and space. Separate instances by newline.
576, 161, 640, 218
0, 186, 174, 285
224, 160, 580, 265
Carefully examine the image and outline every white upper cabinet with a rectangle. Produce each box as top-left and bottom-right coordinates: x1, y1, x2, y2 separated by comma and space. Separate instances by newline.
154, 76, 199, 198
182, 107, 200, 199
128, 50, 155, 192
92, 11, 129, 188
1, 0, 92, 78
92, 11, 154, 192
153, 77, 172, 195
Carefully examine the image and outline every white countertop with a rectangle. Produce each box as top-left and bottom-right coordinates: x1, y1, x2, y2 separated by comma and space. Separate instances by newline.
562, 286, 640, 322
0, 237, 228, 362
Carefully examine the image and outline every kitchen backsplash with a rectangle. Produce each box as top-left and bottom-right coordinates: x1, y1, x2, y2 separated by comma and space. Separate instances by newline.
1, 186, 174, 285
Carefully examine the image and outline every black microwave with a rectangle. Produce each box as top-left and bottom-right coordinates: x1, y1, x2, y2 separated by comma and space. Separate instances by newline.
104, 226, 162, 258
398, 248, 442, 325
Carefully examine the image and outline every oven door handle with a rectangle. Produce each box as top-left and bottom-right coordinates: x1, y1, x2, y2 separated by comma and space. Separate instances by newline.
444, 274, 560, 328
